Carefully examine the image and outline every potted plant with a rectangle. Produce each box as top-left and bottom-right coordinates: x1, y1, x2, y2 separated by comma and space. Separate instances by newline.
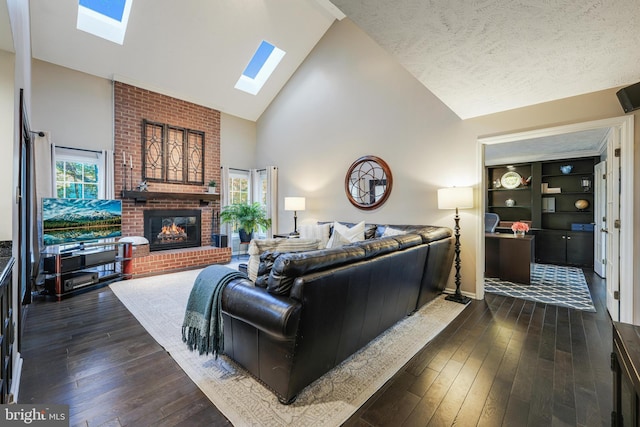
208, 180, 218, 194
219, 202, 272, 242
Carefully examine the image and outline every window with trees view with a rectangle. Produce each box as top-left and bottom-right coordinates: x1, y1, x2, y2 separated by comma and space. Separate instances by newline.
229, 170, 250, 205
55, 158, 99, 199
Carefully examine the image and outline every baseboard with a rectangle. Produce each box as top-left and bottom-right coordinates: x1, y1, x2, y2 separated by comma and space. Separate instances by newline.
444, 287, 475, 300
9, 354, 23, 403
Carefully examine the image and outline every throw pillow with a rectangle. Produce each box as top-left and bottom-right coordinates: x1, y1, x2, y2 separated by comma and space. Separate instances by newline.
326, 230, 351, 249
326, 221, 365, 248
382, 226, 407, 237
255, 251, 281, 288
299, 223, 331, 249
247, 238, 320, 281
247, 239, 280, 281
365, 224, 378, 239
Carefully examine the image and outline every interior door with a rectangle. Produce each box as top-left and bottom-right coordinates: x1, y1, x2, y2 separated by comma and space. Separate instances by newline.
606, 129, 621, 321
594, 161, 606, 278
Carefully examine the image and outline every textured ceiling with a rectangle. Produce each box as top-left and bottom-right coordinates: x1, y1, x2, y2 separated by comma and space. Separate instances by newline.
330, 0, 640, 119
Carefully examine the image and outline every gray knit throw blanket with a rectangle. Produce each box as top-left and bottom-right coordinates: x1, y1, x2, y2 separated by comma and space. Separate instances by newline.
182, 265, 247, 358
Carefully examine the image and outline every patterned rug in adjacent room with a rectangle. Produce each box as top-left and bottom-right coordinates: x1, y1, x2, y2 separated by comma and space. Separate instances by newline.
485, 263, 596, 312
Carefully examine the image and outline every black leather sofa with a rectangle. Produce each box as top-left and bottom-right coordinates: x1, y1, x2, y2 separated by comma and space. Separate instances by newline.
220, 224, 455, 404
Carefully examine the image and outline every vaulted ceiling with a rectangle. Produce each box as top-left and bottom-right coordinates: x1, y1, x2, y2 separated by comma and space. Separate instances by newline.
2, 0, 638, 124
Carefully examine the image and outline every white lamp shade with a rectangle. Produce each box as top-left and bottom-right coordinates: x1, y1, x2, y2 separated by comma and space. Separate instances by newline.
437, 187, 473, 210
284, 197, 306, 211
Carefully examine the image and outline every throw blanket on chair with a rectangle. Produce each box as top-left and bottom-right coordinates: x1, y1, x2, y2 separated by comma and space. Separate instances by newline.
182, 265, 247, 358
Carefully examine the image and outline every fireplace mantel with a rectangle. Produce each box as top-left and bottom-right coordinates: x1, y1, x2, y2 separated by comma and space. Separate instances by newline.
122, 190, 220, 203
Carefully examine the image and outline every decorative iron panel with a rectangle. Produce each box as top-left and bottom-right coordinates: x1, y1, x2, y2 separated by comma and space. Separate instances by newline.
187, 130, 204, 184
143, 120, 165, 181
142, 120, 205, 185
166, 126, 185, 183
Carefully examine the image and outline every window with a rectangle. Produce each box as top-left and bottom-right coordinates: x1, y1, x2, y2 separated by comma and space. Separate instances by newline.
229, 170, 250, 206
54, 148, 103, 199
255, 169, 268, 206
235, 40, 286, 95
77, 0, 133, 45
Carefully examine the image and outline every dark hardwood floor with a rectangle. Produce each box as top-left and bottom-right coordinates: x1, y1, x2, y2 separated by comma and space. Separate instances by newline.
19, 270, 611, 426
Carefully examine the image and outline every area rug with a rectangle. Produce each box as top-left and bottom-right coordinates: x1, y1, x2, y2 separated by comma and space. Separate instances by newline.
485, 263, 596, 312
110, 268, 465, 426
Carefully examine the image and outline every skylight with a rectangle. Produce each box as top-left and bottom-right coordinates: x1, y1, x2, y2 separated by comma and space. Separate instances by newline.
77, 0, 133, 45
235, 41, 286, 95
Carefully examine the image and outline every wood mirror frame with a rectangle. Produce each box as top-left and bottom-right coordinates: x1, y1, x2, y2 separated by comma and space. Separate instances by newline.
345, 155, 393, 210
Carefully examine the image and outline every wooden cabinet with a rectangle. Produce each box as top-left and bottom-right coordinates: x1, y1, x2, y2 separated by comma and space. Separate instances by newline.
486, 157, 596, 267
612, 321, 640, 426
0, 257, 14, 404
536, 230, 594, 266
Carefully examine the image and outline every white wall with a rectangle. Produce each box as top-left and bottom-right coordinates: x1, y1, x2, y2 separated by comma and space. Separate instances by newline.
220, 112, 256, 170
31, 60, 113, 151
257, 19, 480, 295
31, 61, 260, 169
0, 49, 14, 241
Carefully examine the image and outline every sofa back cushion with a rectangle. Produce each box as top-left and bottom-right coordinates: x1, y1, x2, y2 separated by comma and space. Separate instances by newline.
377, 224, 452, 243
391, 233, 423, 249
267, 246, 366, 295
352, 236, 399, 258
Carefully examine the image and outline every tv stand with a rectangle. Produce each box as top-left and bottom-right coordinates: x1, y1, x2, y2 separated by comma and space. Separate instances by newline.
42, 241, 132, 300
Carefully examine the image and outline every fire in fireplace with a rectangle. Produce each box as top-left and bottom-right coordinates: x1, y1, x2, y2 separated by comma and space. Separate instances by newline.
144, 209, 201, 251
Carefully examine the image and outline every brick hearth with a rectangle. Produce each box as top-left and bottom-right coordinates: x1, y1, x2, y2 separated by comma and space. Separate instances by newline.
128, 245, 232, 278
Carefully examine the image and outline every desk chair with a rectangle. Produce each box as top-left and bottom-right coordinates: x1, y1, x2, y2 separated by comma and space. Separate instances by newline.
485, 212, 500, 233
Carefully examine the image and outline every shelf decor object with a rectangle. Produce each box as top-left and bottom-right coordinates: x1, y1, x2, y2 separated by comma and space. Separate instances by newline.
284, 197, 306, 236
511, 221, 530, 237
438, 186, 473, 305
560, 165, 573, 174
500, 171, 522, 189
575, 199, 589, 211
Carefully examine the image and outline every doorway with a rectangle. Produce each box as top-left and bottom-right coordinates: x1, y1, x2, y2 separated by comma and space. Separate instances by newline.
476, 115, 634, 322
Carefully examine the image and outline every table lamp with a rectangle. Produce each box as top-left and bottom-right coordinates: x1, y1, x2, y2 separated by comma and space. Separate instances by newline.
284, 197, 305, 235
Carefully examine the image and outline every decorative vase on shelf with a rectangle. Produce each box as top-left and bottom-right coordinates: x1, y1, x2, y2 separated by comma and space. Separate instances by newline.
560, 165, 573, 174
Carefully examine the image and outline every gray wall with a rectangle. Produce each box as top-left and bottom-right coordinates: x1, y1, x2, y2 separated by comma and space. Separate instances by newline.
32, 59, 113, 151
257, 19, 479, 293
0, 50, 14, 241
220, 112, 256, 170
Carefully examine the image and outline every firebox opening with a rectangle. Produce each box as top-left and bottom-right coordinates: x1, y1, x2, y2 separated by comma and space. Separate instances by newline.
144, 209, 201, 251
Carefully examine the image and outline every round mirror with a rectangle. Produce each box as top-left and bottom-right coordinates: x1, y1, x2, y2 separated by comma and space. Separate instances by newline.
345, 155, 393, 210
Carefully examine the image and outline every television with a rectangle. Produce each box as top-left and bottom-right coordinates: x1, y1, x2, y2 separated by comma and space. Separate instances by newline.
42, 198, 122, 247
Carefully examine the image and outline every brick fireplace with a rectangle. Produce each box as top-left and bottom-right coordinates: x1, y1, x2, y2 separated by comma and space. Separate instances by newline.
114, 82, 231, 276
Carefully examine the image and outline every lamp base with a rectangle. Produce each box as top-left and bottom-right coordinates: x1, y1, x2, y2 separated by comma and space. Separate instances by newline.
445, 293, 471, 305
